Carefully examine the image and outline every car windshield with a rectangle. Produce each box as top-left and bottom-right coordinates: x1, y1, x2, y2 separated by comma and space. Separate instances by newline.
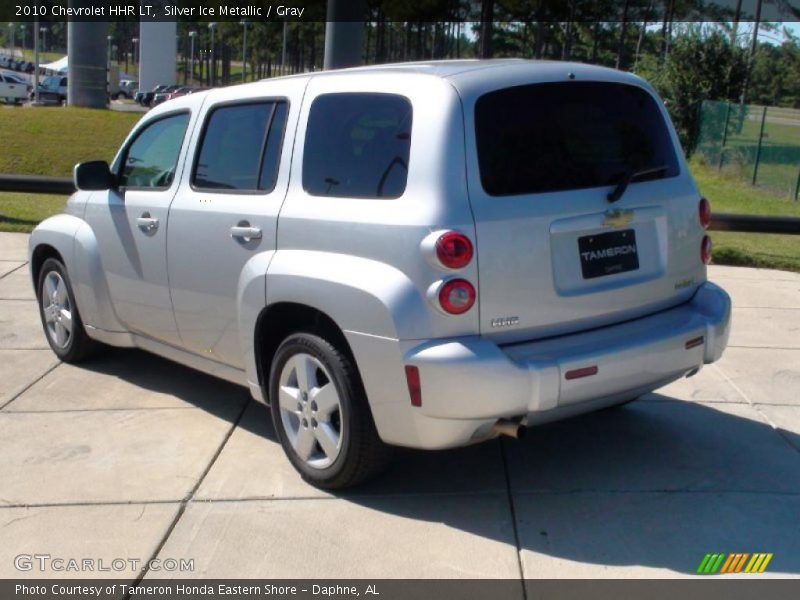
42, 76, 61, 89
474, 81, 680, 196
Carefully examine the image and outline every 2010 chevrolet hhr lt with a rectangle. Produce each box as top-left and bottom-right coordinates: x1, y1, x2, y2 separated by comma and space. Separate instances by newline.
29, 60, 731, 488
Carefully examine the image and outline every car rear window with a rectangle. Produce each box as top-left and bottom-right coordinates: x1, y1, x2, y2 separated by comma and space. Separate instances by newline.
303, 93, 412, 199
475, 82, 679, 196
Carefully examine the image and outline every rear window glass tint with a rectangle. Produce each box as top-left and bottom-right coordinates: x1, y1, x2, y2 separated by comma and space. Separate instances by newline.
303, 93, 412, 198
475, 82, 679, 196
193, 101, 287, 192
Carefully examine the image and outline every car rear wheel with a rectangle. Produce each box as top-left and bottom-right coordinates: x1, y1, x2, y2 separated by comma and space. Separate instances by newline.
268, 332, 391, 489
37, 258, 96, 363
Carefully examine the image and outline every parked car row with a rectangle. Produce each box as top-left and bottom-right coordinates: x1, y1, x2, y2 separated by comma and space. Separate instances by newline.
135, 84, 205, 107
0, 55, 38, 74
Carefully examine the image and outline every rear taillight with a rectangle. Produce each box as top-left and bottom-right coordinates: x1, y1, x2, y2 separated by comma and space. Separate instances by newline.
438, 279, 476, 314
435, 231, 473, 269
701, 235, 712, 265
699, 197, 711, 229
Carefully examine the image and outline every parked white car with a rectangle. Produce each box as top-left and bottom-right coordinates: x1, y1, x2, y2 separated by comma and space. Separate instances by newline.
29, 60, 731, 488
0, 71, 30, 104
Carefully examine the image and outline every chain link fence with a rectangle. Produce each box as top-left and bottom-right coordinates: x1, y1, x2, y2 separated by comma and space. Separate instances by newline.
696, 100, 800, 200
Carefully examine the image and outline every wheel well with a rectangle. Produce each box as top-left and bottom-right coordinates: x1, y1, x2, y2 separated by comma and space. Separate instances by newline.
254, 303, 356, 402
30, 244, 63, 295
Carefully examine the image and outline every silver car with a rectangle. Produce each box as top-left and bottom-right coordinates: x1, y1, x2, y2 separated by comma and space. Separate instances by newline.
29, 60, 731, 489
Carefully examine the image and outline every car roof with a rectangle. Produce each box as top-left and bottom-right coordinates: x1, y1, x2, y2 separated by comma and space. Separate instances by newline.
253, 59, 646, 98
150, 59, 651, 118
257, 58, 628, 82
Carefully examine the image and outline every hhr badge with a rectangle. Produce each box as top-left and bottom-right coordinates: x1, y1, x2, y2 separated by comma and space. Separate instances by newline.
491, 316, 520, 328
603, 208, 634, 228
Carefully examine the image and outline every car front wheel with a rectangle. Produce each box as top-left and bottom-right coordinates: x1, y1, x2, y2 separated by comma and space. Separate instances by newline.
36, 258, 96, 362
268, 332, 391, 489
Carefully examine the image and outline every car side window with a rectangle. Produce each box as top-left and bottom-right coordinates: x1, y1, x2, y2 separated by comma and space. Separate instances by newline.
302, 93, 412, 199
192, 100, 288, 193
119, 112, 190, 190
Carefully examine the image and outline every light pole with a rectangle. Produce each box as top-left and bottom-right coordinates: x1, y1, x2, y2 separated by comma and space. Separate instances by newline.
33, 17, 39, 104
188, 31, 197, 86
106, 35, 113, 69
132, 36, 138, 70
39, 26, 47, 55
240, 20, 248, 83
20, 25, 26, 56
208, 22, 217, 87
281, 21, 287, 73
7, 23, 14, 57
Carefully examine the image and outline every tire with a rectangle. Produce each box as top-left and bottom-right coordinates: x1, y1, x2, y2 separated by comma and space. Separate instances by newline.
36, 258, 97, 363
268, 332, 391, 489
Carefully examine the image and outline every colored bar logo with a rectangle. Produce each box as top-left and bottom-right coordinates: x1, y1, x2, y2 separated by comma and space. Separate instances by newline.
697, 552, 773, 574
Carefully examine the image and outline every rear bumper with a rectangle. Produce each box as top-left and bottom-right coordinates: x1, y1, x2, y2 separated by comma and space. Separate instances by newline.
365, 282, 730, 449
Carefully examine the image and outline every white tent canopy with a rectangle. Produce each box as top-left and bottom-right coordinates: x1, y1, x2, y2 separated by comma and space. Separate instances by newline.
36, 56, 133, 82
41, 56, 68, 74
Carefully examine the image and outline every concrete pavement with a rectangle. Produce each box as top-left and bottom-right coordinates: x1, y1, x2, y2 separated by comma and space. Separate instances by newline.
0, 231, 798, 583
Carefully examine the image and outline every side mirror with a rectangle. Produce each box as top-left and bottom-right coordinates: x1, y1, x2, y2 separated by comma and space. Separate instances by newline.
74, 160, 115, 191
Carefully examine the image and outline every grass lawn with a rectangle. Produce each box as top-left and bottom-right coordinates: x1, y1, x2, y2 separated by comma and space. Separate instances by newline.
0, 193, 65, 233
0, 105, 140, 176
691, 160, 800, 272
0, 105, 138, 233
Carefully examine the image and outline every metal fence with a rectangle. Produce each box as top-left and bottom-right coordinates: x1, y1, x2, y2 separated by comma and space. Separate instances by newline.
696, 100, 800, 200
2, 174, 799, 235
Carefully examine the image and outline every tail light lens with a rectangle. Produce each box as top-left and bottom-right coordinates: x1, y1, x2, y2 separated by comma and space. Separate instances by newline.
404, 366, 421, 407
439, 279, 476, 314
435, 231, 473, 269
699, 197, 711, 229
701, 235, 712, 265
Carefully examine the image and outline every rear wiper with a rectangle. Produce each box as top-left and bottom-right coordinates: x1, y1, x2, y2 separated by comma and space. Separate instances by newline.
607, 165, 669, 204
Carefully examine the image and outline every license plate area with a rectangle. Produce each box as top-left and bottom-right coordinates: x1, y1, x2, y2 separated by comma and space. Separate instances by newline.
578, 229, 639, 279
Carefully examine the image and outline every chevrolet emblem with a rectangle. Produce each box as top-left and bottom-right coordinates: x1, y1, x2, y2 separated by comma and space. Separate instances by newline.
603, 209, 634, 228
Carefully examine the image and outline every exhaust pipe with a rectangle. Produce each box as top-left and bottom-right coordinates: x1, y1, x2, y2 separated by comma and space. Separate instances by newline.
491, 419, 525, 440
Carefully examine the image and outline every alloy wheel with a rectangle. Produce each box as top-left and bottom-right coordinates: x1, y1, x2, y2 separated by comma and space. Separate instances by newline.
278, 352, 343, 469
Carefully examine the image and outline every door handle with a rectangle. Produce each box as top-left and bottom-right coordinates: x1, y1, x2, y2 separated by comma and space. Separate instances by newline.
136, 215, 159, 232
230, 226, 262, 240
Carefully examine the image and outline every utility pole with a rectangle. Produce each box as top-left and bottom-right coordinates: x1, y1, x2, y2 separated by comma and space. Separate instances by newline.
240, 20, 248, 82
281, 21, 288, 73
209, 22, 217, 86
324, 0, 366, 70
188, 31, 197, 85
33, 18, 39, 104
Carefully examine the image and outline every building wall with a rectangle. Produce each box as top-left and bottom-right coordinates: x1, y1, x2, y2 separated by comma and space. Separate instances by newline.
139, 21, 176, 91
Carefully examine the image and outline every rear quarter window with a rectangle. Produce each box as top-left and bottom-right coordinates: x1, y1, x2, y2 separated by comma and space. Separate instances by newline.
475, 82, 680, 196
302, 93, 412, 199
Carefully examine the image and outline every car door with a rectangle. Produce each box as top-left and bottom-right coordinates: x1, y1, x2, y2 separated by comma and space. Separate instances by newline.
1, 75, 19, 100
167, 85, 298, 368
83, 109, 194, 345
